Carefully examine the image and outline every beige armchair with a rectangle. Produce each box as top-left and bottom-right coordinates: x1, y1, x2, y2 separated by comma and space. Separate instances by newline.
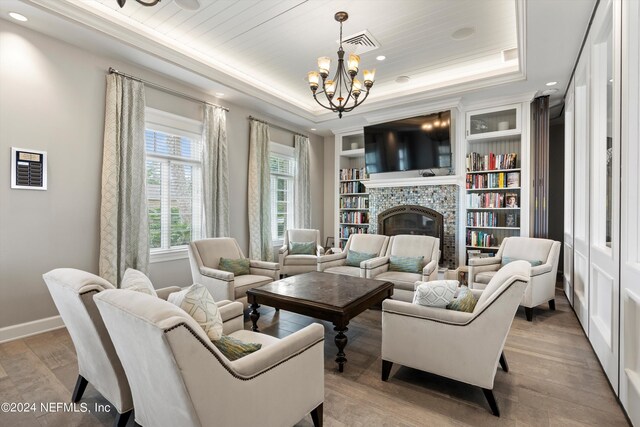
42, 268, 181, 427
188, 237, 280, 306
363, 235, 440, 302
381, 261, 530, 416
278, 229, 324, 276
94, 289, 325, 427
317, 234, 389, 277
468, 237, 561, 321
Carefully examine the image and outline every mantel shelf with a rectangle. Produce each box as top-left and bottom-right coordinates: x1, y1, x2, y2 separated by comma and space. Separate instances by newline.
363, 175, 461, 189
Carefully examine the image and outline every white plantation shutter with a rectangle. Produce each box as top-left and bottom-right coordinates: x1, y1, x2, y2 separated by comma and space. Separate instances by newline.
269, 150, 295, 243
145, 125, 203, 253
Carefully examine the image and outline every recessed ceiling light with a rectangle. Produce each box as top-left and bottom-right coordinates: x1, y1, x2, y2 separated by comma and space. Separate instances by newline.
9, 12, 28, 22
310, 128, 316, 131
395, 76, 410, 84
214, 92, 224, 97
546, 81, 558, 86
376, 55, 386, 61
451, 27, 475, 40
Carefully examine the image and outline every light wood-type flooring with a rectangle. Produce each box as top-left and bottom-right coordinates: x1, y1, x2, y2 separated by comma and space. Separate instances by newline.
0, 288, 630, 426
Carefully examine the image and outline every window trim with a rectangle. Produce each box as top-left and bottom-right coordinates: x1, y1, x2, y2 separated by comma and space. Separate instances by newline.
146, 108, 203, 262
269, 142, 295, 245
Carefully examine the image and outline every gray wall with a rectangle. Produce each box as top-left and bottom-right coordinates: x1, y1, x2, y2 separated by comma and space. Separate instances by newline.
0, 20, 323, 329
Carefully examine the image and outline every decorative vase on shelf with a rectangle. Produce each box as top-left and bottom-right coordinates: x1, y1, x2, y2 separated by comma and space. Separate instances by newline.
351, 142, 359, 150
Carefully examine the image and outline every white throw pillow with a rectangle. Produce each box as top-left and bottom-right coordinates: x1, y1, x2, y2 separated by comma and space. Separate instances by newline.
413, 280, 458, 308
168, 284, 223, 341
121, 268, 157, 297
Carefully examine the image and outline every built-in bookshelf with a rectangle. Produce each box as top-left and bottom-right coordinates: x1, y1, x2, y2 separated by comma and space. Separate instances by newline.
464, 103, 528, 263
336, 133, 369, 249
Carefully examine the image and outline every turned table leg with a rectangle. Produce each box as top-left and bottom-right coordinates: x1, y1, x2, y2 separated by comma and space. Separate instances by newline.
333, 325, 349, 372
250, 302, 260, 332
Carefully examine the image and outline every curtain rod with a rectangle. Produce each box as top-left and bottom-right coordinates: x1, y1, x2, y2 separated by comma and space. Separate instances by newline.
248, 116, 308, 138
108, 67, 230, 112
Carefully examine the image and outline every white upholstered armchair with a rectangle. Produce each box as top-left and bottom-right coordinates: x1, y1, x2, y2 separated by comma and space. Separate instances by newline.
42, 268, 182, 427
381, 261, 530, 417
188, 237, 280, 305
468, 237, 561, 321
94, 289, 325, 427
278, 229, 324, 276
317, 234, 389, 277
363, 235, 440, 302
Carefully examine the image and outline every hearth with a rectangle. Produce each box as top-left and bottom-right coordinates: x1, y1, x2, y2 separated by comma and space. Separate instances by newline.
377, 205, 444, 260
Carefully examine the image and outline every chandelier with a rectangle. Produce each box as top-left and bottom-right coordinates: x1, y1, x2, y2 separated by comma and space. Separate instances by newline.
116, 0, 200, 9
307, 12, 375, 119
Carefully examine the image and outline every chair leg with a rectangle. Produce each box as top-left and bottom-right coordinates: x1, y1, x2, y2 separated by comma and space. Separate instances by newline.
310, 403, 323, 427
71, 375, 88, 403
549, 299, 556, 310
499, 352, 509, 372
114, 410, 132, 427
481, 388, 500, 417
381, 360, 393, 381
525, 307, 533, 322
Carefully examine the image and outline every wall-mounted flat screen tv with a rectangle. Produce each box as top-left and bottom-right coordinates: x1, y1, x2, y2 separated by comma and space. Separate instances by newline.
364, 111, 451, 174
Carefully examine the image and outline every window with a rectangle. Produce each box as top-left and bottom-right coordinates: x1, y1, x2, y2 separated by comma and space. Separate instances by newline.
145, 108, 203, 259
269, 143, 295, 244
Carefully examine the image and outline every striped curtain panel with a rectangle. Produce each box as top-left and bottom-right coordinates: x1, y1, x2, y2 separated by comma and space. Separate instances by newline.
202, 105, 230, 237
532, 95, 550, 237
294, 135, 311, 229
99, 74, 149, 286
248, 120, 272, 260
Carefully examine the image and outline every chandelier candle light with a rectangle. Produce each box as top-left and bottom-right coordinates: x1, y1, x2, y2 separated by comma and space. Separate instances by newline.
308, 12, 375, 118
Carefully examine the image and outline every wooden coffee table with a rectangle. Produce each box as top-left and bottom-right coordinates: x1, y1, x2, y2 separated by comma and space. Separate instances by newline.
246, 271, 394, 372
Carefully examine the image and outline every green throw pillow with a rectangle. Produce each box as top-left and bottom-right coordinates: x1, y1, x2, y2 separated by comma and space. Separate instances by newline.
446, 286, 478, 313
289, 241, 316, 255
389, 255, 424, 274
502, 257, 543, 267
218, 257, 251, 276
213, 335, 262, 361
345, 250, 377, 267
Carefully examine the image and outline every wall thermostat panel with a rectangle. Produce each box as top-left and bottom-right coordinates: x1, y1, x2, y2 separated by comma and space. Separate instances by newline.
11, 147, 47, 190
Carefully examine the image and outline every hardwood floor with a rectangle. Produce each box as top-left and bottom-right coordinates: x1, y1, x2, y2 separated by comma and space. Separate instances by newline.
0, 288, 629, 426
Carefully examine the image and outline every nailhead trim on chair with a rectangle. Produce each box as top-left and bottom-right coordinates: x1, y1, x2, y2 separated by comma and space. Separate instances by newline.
164, 322, 324, 381
384, 279, 528, 327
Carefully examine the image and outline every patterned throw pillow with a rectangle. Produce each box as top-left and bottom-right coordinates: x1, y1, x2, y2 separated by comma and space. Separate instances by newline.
120, 268, 157, 297
447, 285, 478, 313
213, 335, 262, 361
168, 284, 223, 341
289, 241, 316, 255
413, 280, 458, 308
345, 250, 377, 267
389, 255, 424, 274
219, 257, 251, 276
502, 257, 543, 267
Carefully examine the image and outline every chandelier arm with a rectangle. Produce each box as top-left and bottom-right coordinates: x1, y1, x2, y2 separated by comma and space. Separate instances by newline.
319, 83, 341, 110
312, 93, 335, 111
343, 89, 370, 112
341, 67, 356, 109
135, 0, 161, 5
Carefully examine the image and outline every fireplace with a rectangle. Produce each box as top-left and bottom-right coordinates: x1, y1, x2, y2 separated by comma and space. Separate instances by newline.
378, 205, 444, 258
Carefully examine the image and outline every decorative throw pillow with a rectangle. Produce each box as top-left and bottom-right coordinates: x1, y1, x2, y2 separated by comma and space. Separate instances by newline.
389, 255, 424, 274
168, 284, 223, 341
502, 257, 543, 267
413, 280, 458, 308
120, 268, 157, 297
345, 250, 377, 267
219, 257, 251, 276
213, 335, 262, 361
289, 241, 316, 255
446, 285, 478, 313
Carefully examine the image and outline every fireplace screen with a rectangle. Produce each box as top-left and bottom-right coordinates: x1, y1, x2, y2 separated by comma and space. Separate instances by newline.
378, 205, 444, 256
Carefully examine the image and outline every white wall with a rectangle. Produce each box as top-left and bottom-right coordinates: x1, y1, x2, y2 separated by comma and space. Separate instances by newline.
0, 19, 323, 329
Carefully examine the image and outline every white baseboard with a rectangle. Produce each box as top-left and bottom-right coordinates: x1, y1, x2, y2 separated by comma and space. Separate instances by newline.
0, 315, 65, 344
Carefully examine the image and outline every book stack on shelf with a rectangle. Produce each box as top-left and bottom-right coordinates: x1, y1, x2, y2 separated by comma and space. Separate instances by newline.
467, 211, 520, 228
339, 167, 370, 249
466, 152, 517, 171
466, 230, 496, 248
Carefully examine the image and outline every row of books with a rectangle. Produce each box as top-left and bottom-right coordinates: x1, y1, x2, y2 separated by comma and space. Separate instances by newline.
340, 211, 369, 224
339, 168, 368, 181
339, 226, 368, 239
466, 230, 496, 248
466, 152, 518, 172
467, 249, 496, 260
340, 196, 369, 209
466, 192, 520, 208
466, 172, 520, 189
466, 211, 520, 228
340, 181, 367, 194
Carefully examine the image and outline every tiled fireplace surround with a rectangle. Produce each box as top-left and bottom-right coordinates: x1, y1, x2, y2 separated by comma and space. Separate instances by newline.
368, 184, 459, 269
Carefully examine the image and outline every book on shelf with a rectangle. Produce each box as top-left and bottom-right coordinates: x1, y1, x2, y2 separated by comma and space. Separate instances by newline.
466, 230, 495, 248
467, 211, 520, 227
340, 196, 369, 209
340, 181, 366, 194
466, 171, 520, 189
466, 192, 505, 208
340, 211, 369, 224
466, 152, 518, 172
506, 172, 520, 187
339, 226, 368, 240
340, 168, 368, 181
505, 212, 518, 227
505, 193, 519, 208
